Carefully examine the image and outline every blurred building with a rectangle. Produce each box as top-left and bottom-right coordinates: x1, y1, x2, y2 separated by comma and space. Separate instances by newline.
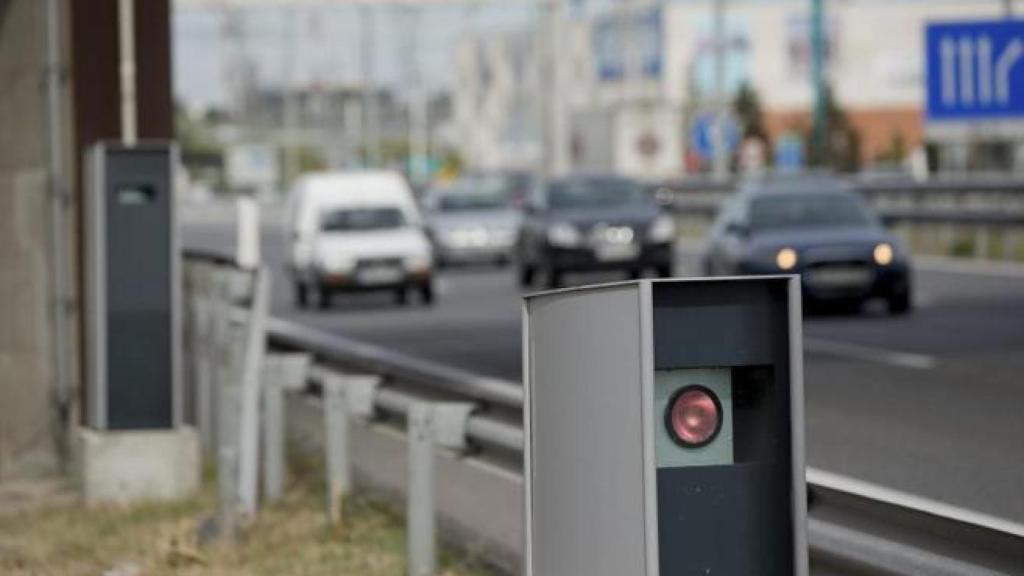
242, 83, 405, 169
453, 29, 545, 172
453, 0, 1016, 177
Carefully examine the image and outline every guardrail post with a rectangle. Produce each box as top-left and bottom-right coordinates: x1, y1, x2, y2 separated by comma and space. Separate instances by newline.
193, 264, 215, 455
322, 371, 381, 525
407, 403, 435, 576
217, 382, 241, 540
261, 353, 310, 503
406, 401, 474, 576
237, 268, 270, 520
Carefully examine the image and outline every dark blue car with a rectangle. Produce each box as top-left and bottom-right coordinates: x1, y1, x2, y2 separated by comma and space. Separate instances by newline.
702, 178, 912, 314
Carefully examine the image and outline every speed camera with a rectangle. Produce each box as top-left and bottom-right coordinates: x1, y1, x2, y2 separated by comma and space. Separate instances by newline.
523, 277, 807, 575
85, 141, 180, 430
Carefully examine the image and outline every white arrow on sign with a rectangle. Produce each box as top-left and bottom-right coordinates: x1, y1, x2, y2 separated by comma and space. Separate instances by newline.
959, 36, 975, 105
978, 36, 993, 105
940, 34, 1022, 108
941, 37, 957, 106
995, 38, 1023, 104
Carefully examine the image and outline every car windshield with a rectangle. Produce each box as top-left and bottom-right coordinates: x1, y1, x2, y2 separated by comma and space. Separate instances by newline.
434, 179, 511, 212
439, 193, 508, 211
548, 178, 647, 209
320, 207, 405, 232
749, 194, 877, 232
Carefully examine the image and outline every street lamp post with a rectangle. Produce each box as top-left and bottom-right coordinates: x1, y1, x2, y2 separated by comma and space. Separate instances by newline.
810, 0, 828, 163
711, 0, 729, 181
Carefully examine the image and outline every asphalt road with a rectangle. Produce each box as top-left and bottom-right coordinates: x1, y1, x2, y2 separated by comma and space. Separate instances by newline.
183, 215, 1024, 525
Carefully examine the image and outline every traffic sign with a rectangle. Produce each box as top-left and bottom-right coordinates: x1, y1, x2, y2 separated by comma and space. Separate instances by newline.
926, 19, 1024, 122
690, 112, 739, 162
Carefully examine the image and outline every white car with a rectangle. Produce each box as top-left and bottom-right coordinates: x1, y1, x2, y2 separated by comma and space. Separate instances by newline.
285, 171, 435, 308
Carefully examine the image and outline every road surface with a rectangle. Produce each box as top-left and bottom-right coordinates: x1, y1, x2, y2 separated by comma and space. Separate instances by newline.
183, 213, 1024, 525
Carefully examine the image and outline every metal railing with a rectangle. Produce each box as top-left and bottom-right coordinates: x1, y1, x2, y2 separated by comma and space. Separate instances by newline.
653, 177, 1024, 261
183, 249, 1024, 575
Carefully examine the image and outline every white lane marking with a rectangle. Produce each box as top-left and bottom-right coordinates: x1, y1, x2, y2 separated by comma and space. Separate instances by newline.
805, 338, 937, 370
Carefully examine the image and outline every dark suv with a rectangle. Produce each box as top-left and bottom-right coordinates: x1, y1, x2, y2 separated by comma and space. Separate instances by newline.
517, 175, 676, 288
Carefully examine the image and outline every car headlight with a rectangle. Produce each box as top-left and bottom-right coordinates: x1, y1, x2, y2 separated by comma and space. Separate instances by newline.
404, 252, 433, 272
776, 247, 798, 271
446, 226, 489, 247
547, 222, 582, 247
648, 215, 676, 243
873, 243, 894, 266
317, 252, 356, 273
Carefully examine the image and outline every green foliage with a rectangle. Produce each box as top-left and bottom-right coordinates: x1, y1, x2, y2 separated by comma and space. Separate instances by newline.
733, 83, 768, 141
281, 146, 328, 186
174, 103, 223, 156
806, 84, 862, 172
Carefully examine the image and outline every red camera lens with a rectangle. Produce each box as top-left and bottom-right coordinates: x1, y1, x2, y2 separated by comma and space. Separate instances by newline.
666, 386, 722, 448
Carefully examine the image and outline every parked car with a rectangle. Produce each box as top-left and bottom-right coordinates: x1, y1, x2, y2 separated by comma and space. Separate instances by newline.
517, 174, 676, 288
702, 177, 911, 314
285, 171, 434, 308
422, 177, 521, 267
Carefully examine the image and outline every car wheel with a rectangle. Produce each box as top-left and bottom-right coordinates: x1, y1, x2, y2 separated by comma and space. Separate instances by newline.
395, 286, 409, 306
419, 282, 435, 305
316, 285, 332, 310
656, 264, 674, 278
294, 281, 308, 309
519, 263, 536, 287
888, 291, 912, 315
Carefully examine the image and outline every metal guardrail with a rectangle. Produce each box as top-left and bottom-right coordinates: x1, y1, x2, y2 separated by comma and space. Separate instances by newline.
183, 248, 1024, 575
657, 179, 1024, 222
654, 178, 1024, 261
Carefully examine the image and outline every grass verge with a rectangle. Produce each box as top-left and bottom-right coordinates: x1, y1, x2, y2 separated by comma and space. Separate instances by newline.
0, 469, 487, 576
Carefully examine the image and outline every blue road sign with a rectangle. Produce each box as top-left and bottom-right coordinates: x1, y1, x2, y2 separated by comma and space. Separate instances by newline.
690, 113, 739, 162
926, 19, 1024, 122
775, 134, 805, 172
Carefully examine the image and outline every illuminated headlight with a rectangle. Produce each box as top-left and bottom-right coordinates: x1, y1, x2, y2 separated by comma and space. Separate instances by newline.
446, 227, 490, 248
547, 222, 582, 247
775, 247, 798, 271
489, 227, 518, 247
317, 252, 356, 273
404, 252, 432, 273
873, 243, 894, 266
648, 215, 677, 243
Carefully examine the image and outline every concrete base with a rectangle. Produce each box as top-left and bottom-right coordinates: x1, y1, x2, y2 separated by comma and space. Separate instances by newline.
77, 426, 201, 506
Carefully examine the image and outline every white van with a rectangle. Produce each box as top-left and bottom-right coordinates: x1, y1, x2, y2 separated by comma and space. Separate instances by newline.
286, 171, 434, 308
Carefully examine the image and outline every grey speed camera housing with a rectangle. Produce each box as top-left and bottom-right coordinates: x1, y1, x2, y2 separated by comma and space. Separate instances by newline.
85, 141, 180, 430
523, 277, 807, 575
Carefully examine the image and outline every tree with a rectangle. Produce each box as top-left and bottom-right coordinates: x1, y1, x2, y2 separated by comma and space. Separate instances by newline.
733, 83, 768, 141
806, 84, 861, 172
